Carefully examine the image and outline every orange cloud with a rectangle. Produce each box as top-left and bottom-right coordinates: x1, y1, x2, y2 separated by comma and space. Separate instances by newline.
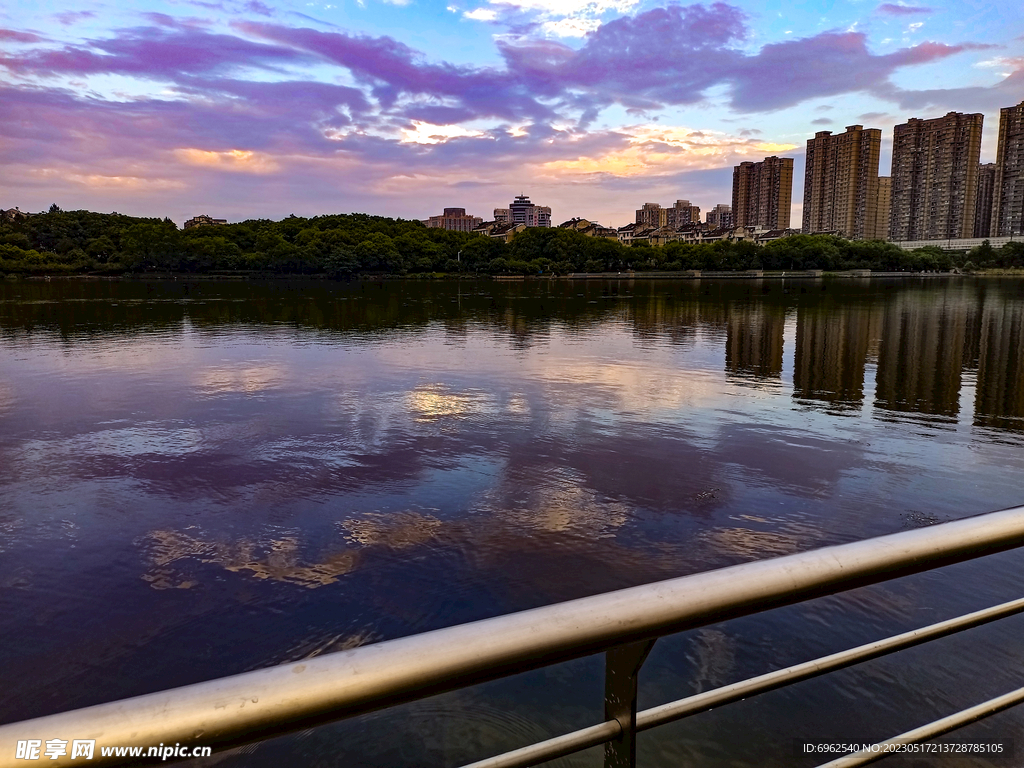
541, 125, 798, 178
174, 148, 280, 173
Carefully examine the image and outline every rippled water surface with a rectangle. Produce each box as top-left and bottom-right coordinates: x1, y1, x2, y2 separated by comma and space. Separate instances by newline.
2, 277, 1024, 767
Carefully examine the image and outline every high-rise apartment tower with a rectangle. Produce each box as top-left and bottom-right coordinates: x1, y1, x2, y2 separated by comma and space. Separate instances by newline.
802, 125, 886, 239
992, 101, 1024, 237
733, 156, 794, 230
888, 112, 984, 241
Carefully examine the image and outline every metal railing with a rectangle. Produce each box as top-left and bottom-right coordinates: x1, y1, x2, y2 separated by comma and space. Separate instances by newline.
3, 505, 1024, 768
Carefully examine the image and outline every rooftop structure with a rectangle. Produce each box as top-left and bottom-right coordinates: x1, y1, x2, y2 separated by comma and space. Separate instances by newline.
507, 195, 551, 228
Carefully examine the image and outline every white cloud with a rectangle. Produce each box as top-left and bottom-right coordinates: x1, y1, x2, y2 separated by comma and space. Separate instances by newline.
974, 56, 1024, 78
540, 17, 600, 37
486, 0, 636, 38
400, 120, 488, 144
463, 7, 498, 20
489, 0, 634, 13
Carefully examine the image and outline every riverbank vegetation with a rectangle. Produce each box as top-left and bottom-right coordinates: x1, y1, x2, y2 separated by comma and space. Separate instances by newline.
2, 207, 1022, 277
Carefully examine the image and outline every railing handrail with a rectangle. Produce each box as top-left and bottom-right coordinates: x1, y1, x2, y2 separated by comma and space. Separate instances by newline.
3, 505, 1024, 767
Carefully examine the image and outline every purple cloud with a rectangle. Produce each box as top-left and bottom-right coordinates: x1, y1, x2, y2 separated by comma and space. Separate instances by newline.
1, 25, 312, 79
244, 1, 275, 15
499, 9, 982, 113
729, 33, 991, 111
0, 4, 997, 126
500, 3, 747, 106
0, 29, 45, 43
878, 65, 1024, 113
235, 21, 557, 121
876, 3, 933, 15
0, 1, 1014, 225
54, 11, 96, 25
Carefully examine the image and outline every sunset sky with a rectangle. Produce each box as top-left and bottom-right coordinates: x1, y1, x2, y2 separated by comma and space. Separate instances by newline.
1, 0, 1021, 227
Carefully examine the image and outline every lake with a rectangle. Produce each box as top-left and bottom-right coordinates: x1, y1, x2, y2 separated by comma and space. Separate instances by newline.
2, 276, 1024, 767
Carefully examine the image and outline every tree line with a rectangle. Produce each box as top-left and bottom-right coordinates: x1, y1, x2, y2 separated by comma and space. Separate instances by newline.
2, 206, 1021, 277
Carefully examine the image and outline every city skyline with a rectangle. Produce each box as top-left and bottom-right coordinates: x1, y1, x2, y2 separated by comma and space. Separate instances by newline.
1, 0, 1022, 228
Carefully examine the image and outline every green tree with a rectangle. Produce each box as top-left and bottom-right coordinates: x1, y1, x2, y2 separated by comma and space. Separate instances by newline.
355, 233, 404, 273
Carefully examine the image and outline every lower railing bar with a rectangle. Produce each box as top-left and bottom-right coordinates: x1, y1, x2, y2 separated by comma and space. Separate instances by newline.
457, 596, 1024, 768
636, 595, 1024, 732
814, 683, 1024, 768
459, 721, 621, 768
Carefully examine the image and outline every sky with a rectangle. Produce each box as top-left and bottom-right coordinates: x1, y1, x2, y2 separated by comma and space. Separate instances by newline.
1, 0, 1022, 228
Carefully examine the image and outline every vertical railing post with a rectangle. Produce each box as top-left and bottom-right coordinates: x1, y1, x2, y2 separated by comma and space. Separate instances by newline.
604, 639, 656, 768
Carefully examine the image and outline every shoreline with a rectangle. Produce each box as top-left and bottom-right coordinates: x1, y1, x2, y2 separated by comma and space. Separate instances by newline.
6, 269, 1024, 282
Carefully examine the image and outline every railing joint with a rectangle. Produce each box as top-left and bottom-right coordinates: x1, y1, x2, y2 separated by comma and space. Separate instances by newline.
604, 639, 656, 768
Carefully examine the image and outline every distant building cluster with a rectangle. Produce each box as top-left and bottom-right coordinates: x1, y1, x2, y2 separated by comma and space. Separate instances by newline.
611, 99, 1024, 248
163, 102, 1024, 249
458, 194, 553, 242
636, 200, 702, 228
797, 101, 1024, 242
614, 221, 799, 248
184, 215, 228, 229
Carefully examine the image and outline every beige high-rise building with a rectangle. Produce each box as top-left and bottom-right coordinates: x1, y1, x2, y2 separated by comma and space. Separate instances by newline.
889, 112, 984, 241
635, 203, 666, 227
733, 156, 794, 229
427, 207, 483, 232
666, 200, 701, 227
975, 163, 997, 238
802, 125, 886, 239
636, 200, 701, 228
706, 204, 732, 228
992, 100, 1024, 237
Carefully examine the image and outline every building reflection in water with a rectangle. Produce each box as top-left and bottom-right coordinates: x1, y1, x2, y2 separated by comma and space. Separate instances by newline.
725, 299, 785, 383
874, 290, 967, 420
975, 297, 1024, 432
3, 278, 1024, 436
793, 302, 879, 410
